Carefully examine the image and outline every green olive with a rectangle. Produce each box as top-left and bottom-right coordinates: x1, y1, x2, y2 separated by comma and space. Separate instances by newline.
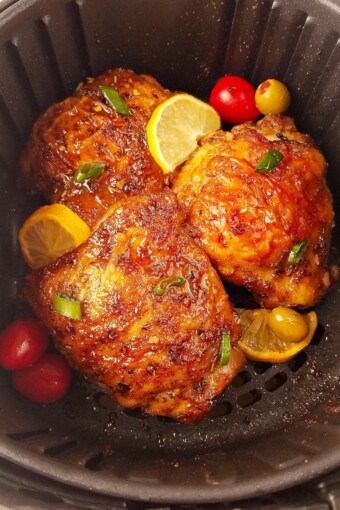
255, 79, 291, 115
267, 307, 309, 343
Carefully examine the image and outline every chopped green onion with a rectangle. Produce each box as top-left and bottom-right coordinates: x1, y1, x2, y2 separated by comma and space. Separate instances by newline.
99, 85, 131, 115
218, 332, 231, 367
154, 276, 186, 296
73, 162, 106, 184
287, 241, 308, 265
255, 149, 284, 173
54, 292, 82, 319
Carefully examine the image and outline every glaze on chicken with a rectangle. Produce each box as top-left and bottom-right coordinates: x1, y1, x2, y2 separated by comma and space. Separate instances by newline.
24, 191, 245, 423
21, 68, 170, 228
20, 65, 334, 422
172, 115, 334, 308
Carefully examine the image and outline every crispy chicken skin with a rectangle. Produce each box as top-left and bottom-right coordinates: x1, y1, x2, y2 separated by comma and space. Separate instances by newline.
24, 190, 245, 423
20, 68, 171, 228
172, 115, 334, 308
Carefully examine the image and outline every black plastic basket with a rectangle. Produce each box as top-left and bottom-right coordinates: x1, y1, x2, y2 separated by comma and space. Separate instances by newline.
0, 0, 339, 504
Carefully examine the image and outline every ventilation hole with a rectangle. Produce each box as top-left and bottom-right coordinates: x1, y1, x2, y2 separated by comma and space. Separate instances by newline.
124, 407, 148, 420
44, 439, 78, 458
237, 389, 262, 408
253, 362, 272, 374
94, 391, 118, 411
231, 370, 251, 388
7, 428, 50, 441
85, 452, 104, 471
310, 324, 325, 346
288, 350, 308, 372
208, 401, 233, 418
243, 415, 251, 425
265, 372, 288, 392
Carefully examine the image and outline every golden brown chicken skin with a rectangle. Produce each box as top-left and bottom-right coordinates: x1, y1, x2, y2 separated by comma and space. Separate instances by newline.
24, 190, 245, 423
172, 116, 334, 309
20, 68, 171, 228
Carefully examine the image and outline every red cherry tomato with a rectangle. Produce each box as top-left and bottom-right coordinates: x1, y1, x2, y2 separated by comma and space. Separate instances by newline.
12, 354, 71, 403
0, 318, 49, 370
209, 75, 260, 124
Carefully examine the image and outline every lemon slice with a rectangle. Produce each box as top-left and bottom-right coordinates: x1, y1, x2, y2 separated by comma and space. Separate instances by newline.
147, 94, 221, 174
19, 204, 91, 270
237, 308, 317, 363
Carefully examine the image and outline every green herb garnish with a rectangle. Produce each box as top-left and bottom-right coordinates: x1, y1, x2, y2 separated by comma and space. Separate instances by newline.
218, 332, 231, 367
73, 162, 106, 184
54, 292, 82, 320
255, 149, 284, 173
287, 241, 308, 265
99, 85, 131, 115
154, 276, 186, 296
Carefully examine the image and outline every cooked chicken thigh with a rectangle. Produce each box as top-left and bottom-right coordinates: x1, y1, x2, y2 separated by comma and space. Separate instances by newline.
24, 190, 245, 423
21, 68, 170, 228
172, 116, 334, 308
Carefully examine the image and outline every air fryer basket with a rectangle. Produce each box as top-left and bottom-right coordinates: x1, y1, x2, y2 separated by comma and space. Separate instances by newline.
0, 0, 339, 504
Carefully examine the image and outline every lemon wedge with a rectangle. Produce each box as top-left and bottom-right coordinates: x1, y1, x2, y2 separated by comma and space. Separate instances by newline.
237, 308, 317, 363
19, 204, 91, 270
147, 94, 221, 174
